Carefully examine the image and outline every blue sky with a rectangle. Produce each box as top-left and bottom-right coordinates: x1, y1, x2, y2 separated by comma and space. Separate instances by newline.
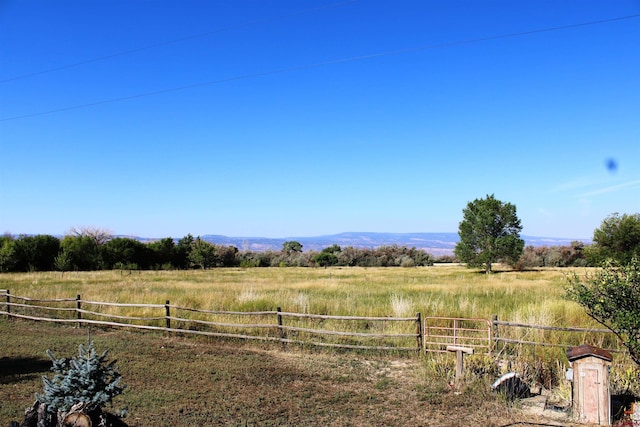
1, 1, 639, 239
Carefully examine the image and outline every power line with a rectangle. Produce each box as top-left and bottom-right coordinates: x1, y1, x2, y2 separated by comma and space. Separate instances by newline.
0, 0, 362, 83
1, 13, 638, 123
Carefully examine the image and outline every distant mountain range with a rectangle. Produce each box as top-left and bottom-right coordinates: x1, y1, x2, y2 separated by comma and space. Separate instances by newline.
185, 232, 592, 256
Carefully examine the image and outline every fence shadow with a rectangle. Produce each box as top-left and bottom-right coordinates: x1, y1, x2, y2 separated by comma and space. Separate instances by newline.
0, 357, 51, 385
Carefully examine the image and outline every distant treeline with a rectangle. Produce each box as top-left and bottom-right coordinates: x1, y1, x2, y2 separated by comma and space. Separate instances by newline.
0, 229, 435, 272
0, 228, 592, 273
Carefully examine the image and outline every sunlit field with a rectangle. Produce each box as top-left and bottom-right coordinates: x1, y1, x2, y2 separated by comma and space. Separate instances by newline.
0, 265, 595, 326
3, 265, 639, 426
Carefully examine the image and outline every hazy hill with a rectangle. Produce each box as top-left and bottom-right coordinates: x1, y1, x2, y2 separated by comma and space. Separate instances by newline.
196, 232, 592, 256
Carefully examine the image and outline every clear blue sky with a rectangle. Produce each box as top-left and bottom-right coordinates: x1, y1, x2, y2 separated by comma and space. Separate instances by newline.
1, 1, 639, 239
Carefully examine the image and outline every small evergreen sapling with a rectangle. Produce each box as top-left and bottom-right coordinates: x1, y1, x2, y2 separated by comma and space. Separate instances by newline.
36, 340, 125, 414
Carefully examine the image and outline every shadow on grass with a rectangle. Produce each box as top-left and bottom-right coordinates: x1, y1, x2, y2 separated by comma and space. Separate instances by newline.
469, 268, 541, 275
500, 423, 568, 427
0, 357, 51, 384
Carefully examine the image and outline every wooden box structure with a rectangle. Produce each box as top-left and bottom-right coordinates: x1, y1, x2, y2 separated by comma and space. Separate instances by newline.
567, 344, 613, 426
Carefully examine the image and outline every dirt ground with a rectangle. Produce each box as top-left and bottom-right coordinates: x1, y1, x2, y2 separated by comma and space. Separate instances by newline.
1, 320, 590, 426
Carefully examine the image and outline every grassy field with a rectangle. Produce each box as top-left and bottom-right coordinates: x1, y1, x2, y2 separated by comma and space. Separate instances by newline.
0, 265, 593, 321
0, 266, 637, 425
0, 266, 625, 357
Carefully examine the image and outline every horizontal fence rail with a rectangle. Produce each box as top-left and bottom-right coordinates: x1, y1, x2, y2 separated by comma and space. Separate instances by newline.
492, 317, 625, 354
1, 290, 628, 356
0, 290, 422, 352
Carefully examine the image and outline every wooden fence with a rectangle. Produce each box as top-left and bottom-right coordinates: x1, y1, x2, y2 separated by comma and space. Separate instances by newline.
492, 316, 624, 354
0, 290, 626, 356
0, 290, 422, 352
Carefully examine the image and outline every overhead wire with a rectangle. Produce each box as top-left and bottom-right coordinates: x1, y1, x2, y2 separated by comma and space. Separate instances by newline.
0, 0, 362, 83
1, 13, 638, 123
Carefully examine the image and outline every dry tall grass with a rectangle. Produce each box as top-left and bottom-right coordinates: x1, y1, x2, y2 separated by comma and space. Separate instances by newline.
0, 265, 596, 324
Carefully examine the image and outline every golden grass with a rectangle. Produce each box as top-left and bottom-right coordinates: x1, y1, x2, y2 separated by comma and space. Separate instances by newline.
0, 265, 597, 324
3, 265, 614, 353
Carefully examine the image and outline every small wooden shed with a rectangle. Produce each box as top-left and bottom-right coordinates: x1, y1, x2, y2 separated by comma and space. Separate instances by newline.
567, 344, 613, 426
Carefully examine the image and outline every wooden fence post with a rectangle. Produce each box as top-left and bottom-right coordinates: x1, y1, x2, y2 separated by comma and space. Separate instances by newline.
76, 295, 82, 328
277, 307, 286, 349
416, 312, 423, 352
446, 345, 474, 383
165, 300, 171, 336
491, 314, 498, 354
5, 290, 10, 319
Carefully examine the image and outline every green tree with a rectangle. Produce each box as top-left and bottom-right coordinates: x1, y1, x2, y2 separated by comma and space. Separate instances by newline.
454, 194, 524, 273
588, 213, 640, 265
314, 252, 337, 267
54, 251, 72, 274
12, 235, 61, 272
282, 241, 303, 254
189, 237, 217, 269
0, 235, 16, 272
60, 235, 103, 271
174, 234, 194, 269
59, 227, 113, 271
314, 245, 340, 267
217, 245, 239, 267
566, 259, 640, 366
148, 237, 176, 269
102, 237, 150, 270
323, 244, 341, 254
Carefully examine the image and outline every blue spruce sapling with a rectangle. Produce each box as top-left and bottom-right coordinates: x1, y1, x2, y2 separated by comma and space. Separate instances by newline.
36, 340, 125, 414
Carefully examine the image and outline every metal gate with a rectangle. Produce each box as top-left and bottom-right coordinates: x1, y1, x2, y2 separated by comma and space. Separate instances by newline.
423, 316, 492, 354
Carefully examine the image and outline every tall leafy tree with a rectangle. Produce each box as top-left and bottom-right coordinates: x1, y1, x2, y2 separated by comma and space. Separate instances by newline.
454, 194, 524, 273
0, 235, 16, 272
102, 237, 150, 270
588, 213, 640, 265
148, 237, 176, 268
217, 245, 239, 267
60, 235, 103, 271
12, 234, 61, 271
189, 237, 217, 269
60, 227, 113, 271
174, 234, 194, 269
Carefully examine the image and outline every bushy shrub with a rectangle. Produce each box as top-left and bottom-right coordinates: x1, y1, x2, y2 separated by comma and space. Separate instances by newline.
516, 242, 589, 270
566, 258, 640, 366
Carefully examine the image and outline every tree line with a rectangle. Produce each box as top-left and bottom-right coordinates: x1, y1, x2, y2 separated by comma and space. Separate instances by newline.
1, 207, 637, 273
0, 227, 436, 272
0, 228, 601, 273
